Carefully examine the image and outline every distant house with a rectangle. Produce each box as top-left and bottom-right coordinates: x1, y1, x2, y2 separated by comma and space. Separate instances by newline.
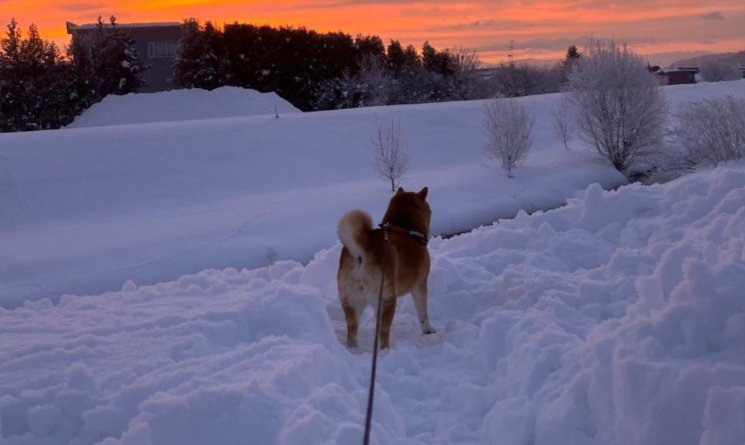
67, 21, 182, 93
656, 67, 699, 85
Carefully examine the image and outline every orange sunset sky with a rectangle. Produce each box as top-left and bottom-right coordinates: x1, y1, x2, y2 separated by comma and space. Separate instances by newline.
2, 0, 745, 66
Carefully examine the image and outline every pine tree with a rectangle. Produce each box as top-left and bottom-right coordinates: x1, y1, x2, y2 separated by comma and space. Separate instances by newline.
0, 19, 73, 131
560, 44, 581, 83
69, 16, 146, 108
386, 40, 406, 74
0, 19, 26, 130
173, 19, 226, 90
565, 45, 580, 62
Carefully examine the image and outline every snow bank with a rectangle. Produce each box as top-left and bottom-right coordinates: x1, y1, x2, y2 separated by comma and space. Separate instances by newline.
1, 164, 743, 444
67, 87, 300, 128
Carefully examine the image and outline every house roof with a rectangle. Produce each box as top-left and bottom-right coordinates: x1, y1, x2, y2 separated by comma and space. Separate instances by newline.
657, 67, 699, 74
66, 21, 181, 34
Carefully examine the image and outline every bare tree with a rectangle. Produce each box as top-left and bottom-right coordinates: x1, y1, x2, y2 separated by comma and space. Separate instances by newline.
673, 96, 745, 167
484, 98, 534, 178
372, 121, 410, 191
448, 46, 482, 99
552, 95, 574, 150
566, 39, 667, 174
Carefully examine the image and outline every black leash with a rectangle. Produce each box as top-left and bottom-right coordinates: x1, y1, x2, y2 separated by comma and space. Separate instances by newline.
363, 224, 389, 445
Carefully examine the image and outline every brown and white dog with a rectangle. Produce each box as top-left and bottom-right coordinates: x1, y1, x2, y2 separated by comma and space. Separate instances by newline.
337, 187, 435, 349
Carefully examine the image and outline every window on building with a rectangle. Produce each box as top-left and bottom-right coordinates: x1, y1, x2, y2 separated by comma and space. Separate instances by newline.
148, 41, 179, 58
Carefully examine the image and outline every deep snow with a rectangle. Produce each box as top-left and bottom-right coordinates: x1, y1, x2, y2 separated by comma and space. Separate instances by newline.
1, 80, 744, 445
1, 163, 743, 445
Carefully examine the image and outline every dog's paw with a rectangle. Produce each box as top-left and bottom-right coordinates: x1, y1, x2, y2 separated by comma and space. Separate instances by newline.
420, 320, 437, 335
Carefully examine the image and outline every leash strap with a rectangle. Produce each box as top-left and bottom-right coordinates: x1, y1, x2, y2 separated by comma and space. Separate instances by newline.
363, 225, 388, 445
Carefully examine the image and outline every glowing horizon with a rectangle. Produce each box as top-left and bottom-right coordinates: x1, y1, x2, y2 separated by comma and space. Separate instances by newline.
2, 1, 745, 67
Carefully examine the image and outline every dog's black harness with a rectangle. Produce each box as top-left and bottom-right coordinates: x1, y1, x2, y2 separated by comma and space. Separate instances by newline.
379, 223, 428, 246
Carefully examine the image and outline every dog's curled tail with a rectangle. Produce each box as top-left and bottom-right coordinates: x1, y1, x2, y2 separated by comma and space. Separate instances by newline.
338, 210, 373, 259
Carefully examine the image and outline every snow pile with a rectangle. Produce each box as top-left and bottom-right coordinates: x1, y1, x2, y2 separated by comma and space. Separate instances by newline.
67, 87, 300, 127
1, 164, 743, 444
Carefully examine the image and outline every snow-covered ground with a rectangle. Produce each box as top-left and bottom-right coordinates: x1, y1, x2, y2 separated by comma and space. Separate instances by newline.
1, 80, 744, 444
1, 88, 627, 307
1, 162, 743, 445
2, 80, 743, 307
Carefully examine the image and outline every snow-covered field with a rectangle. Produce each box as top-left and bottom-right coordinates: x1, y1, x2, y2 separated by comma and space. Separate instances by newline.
2, 80, 743, 307
1, 80, 744, 444
1, 87, 633, 307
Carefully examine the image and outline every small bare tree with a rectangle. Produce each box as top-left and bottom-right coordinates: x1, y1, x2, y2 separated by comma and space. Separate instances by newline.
566, 39, 666, 174
371, 121, 410, 191
552, 95, 574, 150
484, 98, 534, 178
673, 96, 745, 167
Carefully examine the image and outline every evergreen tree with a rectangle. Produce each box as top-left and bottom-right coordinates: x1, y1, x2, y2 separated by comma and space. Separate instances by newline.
560, 44, 581, 83
565, 45, 580, 62
354, 35, 385, 61
173, 20, 227, 89
0, 19, 73, 131
386, 40, 406, 74
69, 16, 146, 108
0, 19, 27, 130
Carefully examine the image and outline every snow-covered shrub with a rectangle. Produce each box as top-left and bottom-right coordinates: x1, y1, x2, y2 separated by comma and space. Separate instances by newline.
484, 98, 534, 178
371, 121, 410, 191
552, 95, 574, 150
699, 61, 740, 82
673, 96, 745, 167
566, 39, 666, 174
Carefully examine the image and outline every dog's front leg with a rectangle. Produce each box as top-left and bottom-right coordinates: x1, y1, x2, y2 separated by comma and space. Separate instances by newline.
412, 281, 436, 334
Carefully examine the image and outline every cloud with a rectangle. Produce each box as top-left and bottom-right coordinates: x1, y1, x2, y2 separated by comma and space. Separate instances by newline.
700, 11, 725, 20
56, 2, 108, 12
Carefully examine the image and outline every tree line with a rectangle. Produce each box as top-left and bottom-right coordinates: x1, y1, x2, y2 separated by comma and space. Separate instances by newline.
0, 17, 144, 132
0, 15, 585, 132
173, 20, 481, 111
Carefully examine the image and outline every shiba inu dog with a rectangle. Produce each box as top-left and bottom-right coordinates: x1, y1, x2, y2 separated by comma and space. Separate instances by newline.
337, 187, 435, 349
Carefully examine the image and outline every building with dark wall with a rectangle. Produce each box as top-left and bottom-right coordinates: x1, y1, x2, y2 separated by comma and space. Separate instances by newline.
67, 21, 182, 93
656, 67, 699, 85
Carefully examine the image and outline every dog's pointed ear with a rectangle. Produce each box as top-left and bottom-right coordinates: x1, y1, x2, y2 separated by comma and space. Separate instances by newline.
418, 187, 428, 199
396, 187, 405, 195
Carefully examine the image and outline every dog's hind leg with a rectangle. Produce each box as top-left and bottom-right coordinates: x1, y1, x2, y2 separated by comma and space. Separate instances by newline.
341, 297, 360, 348
379, 294, 397, 349
412, 281, 436, 335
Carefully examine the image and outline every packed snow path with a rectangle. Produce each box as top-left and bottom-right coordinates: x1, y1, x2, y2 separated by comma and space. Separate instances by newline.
2, 165, 744, 445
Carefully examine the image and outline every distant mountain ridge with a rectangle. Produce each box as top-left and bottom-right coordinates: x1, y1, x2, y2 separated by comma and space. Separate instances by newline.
670, 50, 745, 68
